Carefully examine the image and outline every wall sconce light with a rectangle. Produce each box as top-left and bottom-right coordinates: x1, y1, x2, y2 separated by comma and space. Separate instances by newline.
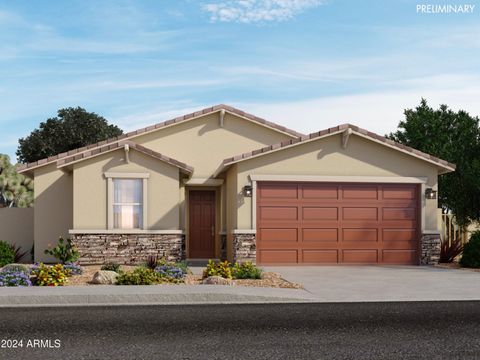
425, 188, 437, 200
243, 185, 253, 197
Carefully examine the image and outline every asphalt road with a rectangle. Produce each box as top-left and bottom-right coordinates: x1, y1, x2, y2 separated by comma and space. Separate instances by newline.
1, 302, 479, 360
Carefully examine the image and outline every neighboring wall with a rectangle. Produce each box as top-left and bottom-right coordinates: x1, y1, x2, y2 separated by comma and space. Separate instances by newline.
72, 149, 180, 230
0, 207, 34, 263
34, 163, 73, 263
233, 133, 440, 231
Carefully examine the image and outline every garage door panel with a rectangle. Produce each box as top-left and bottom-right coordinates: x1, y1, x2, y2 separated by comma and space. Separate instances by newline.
259, 184, 298, 199
257, 182, 419, 265
382, 250, 417, 264
342, 186, 378, 199
302, 186, 338, 199
383, 208, 416, 220
302, 250, 338, 263
302, 207, 338, 220
342, 250, 378, 263
383, 187, 416, 199
343, 207, 378, 220
259, 206, 298, 220
343, 228, 378, 242
383, 229, 416, 242
259, 228, 298, 242
259, 250, 298, 264
303, 228, 338, 242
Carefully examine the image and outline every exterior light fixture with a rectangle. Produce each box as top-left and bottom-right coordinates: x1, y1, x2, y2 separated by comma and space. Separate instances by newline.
425, 188, 437, 200
243, 185, 253, 197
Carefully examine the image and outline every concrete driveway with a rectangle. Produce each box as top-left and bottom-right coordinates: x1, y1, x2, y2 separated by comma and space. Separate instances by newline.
263, 266, 480, 302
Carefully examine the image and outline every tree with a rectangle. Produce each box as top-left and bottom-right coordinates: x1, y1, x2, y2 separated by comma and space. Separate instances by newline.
0, 154, 33, 208
17, 107, 123, 163
388, 99, 480, 227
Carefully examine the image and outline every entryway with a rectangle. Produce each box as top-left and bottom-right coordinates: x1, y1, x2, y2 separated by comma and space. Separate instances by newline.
188, 190, 216, 259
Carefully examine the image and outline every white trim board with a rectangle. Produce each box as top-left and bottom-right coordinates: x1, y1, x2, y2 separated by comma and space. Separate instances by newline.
249, 175, 428, 183
69, 229, 184, 235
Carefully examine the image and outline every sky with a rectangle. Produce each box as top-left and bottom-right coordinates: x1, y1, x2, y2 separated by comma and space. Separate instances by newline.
0, 0, 479, 161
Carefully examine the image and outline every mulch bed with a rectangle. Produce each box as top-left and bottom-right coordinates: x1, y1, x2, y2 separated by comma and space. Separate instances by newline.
65, 265, 303, 288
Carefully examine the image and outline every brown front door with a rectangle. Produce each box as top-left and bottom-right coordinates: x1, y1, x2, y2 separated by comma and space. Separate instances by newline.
189, 190, 216, 258
257, 182, 420, 265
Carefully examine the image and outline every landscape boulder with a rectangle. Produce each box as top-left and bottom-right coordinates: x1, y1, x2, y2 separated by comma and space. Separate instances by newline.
202, 276, 234, 285
91, 270, 118, 285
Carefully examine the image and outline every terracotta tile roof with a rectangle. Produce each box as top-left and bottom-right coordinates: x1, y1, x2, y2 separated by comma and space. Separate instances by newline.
217, 124, 456, 174
56, 140, 194, 175
16, 104, 302, 174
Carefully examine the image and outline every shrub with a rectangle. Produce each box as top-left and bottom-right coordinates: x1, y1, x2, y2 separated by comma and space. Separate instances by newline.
0, 270, 32, 287
116, 267, 159, 285
32, 263, 69, 286
44, 237, 79, 264
101, 262, 121, 273
10, 243, 29, 263
146, 255, 158, 270
154, 264, 186, 280
0, 263, 31, 276
232, 261, 262, 279
0, 240, 15, 267
439, 237, 463, 263
460, 232, 480, 268
63, 262, 83, 275
202, 260, 232, 279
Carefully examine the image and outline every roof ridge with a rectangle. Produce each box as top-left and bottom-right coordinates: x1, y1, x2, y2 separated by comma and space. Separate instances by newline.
17, 104, 302, 173
220, 123, 456, 171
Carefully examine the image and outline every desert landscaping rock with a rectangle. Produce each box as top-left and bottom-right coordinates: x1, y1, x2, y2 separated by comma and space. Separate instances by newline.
202, 276, 234, 286
91, 270, 119, 285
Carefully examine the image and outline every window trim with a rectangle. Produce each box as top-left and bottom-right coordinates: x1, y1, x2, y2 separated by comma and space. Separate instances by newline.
105, 173, 149, 230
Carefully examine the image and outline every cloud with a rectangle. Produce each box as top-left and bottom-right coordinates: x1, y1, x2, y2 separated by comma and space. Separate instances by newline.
233, 74, 480, 136
202, 0, 324, 23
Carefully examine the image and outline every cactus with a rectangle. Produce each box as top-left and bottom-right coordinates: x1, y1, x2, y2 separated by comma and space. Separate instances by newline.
0, 154, 33, 208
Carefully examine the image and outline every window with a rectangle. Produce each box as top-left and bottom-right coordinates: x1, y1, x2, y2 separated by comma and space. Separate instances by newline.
113, 179, 143, 229
105, 173, 149, 231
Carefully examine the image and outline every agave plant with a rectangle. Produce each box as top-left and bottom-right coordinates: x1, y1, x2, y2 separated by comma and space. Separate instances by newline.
0, 154, 34, 208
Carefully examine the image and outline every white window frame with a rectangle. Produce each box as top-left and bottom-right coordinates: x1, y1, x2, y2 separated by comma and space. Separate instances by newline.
104, 172, 149, 230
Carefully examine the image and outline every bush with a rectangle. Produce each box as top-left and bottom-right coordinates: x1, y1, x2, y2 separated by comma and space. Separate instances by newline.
440, 237, 464, 263
145, 255, 158, 270
116, 267, 159, 285
232, 261, 262, 279
10, 243, 29, 263
0, 240, 15, 267
101, 262, 121, 273
0, 270, 32, 287
202, 260, 232, 279
0, 263, 31, 276
44, 237, 79, 264
460, 232, 480, 268
63, 262, 83, 275
32, 263, 69, 286
154, 264, 186, 280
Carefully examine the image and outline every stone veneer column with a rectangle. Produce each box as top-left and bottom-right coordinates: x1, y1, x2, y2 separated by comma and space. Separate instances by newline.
233, 233, 256, 263
420, 232, 441, 265
71, 233, 185, 265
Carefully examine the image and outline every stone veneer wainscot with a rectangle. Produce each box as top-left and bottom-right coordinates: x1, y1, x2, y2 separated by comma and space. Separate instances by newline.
71, 233, 185, 265
233, 233, 256, 263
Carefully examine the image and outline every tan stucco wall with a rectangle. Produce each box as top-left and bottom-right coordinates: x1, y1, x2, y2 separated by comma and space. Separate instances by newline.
73, 149, 180, 230
225, 164, 238, 262
230, 133, 440, 232
34, 164, 73, 263
135, 112, 294, 178
0, 207, 34, 263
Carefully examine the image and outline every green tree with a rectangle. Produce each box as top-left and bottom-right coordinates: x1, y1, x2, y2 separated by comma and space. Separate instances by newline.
17, 107, 123, 163
0, 154, 33, 208
388, 99, 480, 227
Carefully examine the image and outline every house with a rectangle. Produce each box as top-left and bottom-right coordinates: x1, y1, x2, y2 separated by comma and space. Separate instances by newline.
17, 105, 455, 265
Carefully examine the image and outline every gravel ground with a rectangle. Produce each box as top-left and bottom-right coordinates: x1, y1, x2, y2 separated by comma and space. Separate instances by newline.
66, 265, 302, 288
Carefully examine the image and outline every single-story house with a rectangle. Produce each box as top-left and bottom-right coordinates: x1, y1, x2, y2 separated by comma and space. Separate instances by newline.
17, 105, 455, 265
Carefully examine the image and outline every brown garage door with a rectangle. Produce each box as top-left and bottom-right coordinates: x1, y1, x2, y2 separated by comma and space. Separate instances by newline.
256, 182, 420, 265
